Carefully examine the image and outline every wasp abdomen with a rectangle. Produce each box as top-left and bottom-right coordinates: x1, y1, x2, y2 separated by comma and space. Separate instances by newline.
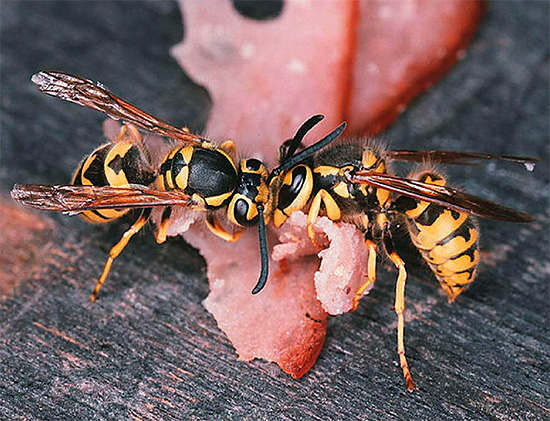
403, 172, 479, 302
72, 141, 153, 223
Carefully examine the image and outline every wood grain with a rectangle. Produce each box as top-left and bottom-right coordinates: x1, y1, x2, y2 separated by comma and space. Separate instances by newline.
1, 1, 548, 419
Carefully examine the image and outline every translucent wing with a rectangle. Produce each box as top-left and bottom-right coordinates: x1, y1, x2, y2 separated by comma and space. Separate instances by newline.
31, 71, 205, 146
348, 171, 534, 222
11, 184, 204, 213
386, 150, 538, 170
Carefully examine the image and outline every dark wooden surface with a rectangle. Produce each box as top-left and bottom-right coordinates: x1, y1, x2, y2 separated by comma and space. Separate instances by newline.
1, 1, 548, 420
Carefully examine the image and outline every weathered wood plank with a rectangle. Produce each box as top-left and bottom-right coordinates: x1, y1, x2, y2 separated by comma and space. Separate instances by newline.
1, 2, 548, 419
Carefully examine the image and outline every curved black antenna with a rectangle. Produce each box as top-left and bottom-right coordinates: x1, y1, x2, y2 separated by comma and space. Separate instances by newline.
270, 121, 347, 180
251, 205, 269, 294
280, 115, 325, 162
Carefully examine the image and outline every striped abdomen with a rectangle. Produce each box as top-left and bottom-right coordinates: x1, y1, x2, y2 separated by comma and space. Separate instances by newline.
72, 141, 154, 223
402, 172, 479, 302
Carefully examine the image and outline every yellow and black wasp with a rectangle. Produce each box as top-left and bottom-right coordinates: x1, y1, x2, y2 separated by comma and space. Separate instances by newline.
267, 115, 536, 390
10, 71, 345, 301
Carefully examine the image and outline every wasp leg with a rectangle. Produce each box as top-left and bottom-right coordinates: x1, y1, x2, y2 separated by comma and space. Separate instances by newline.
384, 232, 416, 391
91, 209, 151, 302
206, 213, 243, 242
115, 123, 142, 144
307, 189, 342, 247
219, 139, 236, 156
351, 238, 377, 311
155, 207, 172, 244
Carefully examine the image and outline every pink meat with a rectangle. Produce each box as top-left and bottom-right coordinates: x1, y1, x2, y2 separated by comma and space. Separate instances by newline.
168, 0, 484, 377
183, 224, 328, 379
180, 211, 370, 378
273, 212, 372, 315
172, 0, 355, 162
347, 0, 486, 134
173, 0, 484, 146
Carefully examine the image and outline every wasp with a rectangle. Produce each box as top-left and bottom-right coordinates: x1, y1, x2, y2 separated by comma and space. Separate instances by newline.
267, 115, 537, 390
10, 71, 345, 301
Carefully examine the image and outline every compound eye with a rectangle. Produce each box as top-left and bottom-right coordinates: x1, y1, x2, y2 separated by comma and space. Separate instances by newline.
246, 158, 262, 172
278, 165, 308, 210
233, 197, 257, 226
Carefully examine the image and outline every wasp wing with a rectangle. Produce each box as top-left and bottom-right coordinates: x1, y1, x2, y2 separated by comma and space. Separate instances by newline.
386, 150, 538, 170
11, 184, 204, 214
348, 171, 534, 222
31, 71, 204, 146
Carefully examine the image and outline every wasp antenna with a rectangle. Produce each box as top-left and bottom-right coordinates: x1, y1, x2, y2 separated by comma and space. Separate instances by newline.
271, 121, 347, 178
281, 115, 325, 161
251, 205, 269, 295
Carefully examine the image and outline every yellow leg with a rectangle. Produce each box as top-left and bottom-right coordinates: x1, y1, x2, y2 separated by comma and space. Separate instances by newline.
155, 208, 171, 244
91, 212, 149, 302
206, 214, 243, 242
219, 139, 236, 156
388, 251, 416, 391
115, 124, 142, 144
352, 240, 377, 311
306, 189, 342, 247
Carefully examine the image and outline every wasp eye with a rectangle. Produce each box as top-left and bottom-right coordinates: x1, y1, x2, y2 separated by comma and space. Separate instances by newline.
278, 165, 307, 209
233, 197, 256, 226
246, 158, 262, 171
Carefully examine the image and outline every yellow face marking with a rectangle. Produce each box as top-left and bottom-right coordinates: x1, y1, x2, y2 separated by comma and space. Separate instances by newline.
278, 165, 313, 217
425, 227, 479, 263
256, 182, 270, 205
273, 209, 288, 228
226, 194, 252, 227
